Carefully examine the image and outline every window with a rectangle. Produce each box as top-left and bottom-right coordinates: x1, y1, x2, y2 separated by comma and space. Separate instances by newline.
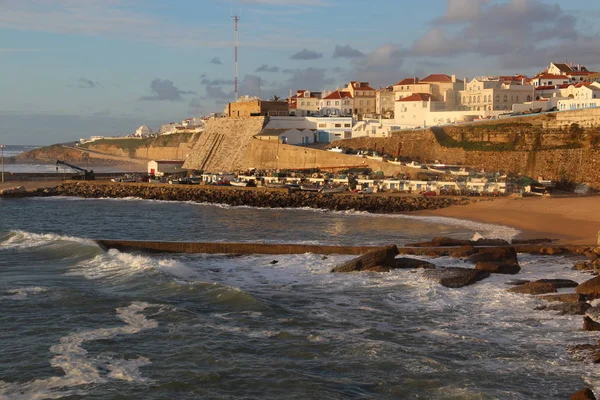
359, 101, 363, 105
318, 123, 326, 128
335, 101, 339, 106
503, 95, 508, 102
335, 124, 341, 128
496, 94, 500, 102
344, 123, 351, 127
327, 101, 331, 106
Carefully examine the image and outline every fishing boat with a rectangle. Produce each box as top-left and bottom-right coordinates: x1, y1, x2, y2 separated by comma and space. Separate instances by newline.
266, 182, 286, 189
327, 146, 343, 153
230, 179, 248, 187
405, 161, 423, 169
449, 168, 470, 176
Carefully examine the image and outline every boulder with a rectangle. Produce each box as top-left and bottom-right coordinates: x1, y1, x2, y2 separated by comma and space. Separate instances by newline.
331, 245, 399, 273
508, 282, 557, 295
473, 238, 510, 246
584, 316, 600, 332
362, 265, 391, 273
539, 293, 585, 303
535, 279, 578, 289
539, 247, 563, 255
573, 262, 594, 272
576, 276, 600, 299
571, 388, 596, 400
535, 302, 590, 315
511, 238, 554, 245
468, 247, 518, 265
422, 267, 490, 288
394, 258, 436, 269
585, 306, 600, 323
449, 245, 477, 258
407, 236, 471, 247
475, 261, 521, 275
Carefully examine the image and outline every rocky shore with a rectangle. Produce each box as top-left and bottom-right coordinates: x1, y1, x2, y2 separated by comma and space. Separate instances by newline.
1, 182, 469, 212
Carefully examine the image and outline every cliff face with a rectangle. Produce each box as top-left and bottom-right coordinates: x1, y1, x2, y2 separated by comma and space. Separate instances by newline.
332, 109, 600, 188
84, 133, 199, 160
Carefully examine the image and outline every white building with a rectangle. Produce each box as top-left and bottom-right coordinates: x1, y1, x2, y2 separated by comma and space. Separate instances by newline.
394, 93, 482, 127
254, 128, 315, 145
135, 125, 153, 138
530, 74, 570, 87
459, 77, 534, 112
351, 119, 401, 138
313, 117, 353, 142
147, 160, 185, 176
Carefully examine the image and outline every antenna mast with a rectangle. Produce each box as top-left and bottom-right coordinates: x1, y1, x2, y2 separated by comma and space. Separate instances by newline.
233, 14, 240, 102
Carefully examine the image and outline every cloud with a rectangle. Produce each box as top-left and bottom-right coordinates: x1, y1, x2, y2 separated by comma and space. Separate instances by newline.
201, 78, 234, 86
273, 67, 335, 93
346, 44, 407, 87
140, 79, 196, 101
290, 48, 323, 60
256, 64, 280, 73
411, 0, 580, 65
219, 0, 328, 5
188, 98, 206, 115
332, 45, 365, 59
210, 57, 223, 65
70, 77, 102, 89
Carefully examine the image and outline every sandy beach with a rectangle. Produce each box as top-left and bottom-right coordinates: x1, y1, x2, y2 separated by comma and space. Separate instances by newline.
416, 195, 600, 245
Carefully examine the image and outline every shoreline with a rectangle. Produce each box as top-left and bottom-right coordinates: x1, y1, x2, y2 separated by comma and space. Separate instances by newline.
415, 195, 600, 245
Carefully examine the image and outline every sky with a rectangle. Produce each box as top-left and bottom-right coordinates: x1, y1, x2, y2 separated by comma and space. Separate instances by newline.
1, 0, 600, 145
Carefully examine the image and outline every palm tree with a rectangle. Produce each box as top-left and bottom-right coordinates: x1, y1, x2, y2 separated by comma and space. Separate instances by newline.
270, 95, 281, 101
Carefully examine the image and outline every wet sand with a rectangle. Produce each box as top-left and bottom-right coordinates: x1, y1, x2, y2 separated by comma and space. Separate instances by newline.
416, 195, 600, 245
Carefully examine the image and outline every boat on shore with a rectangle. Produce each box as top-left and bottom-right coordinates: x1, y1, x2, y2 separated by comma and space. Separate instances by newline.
319, 186, 346, 194
405, 161, 424, 169
266, 182, 286, 189
300, 184, 320, 192
327, 146, 344, 153
230, 180, 248, 187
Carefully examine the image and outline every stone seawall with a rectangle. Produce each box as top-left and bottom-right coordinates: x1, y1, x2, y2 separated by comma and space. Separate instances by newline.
31, 182, 469, 213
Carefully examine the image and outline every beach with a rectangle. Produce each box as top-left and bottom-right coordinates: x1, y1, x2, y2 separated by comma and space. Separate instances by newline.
417, 195, 600, 245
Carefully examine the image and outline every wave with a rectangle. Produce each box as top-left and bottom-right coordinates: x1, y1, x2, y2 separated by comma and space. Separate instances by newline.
0, 302, 162, 399
0, 230, 97, 250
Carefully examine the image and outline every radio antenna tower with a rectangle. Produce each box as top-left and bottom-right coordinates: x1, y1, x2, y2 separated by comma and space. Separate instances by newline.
233, 14, 240, 102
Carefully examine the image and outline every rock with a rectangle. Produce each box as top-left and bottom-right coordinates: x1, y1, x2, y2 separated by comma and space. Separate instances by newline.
475, 261, 521, 275
571, 388, 596, 400
539, 293, 585, 303
332, 245, 399, 273
536, 302, 590, 315
270, 260, 279, 264
321, 256, 328, 260
505, 279, 530, 286
540, 247, 563, 255
574, 262, 594, 272
422, 267, 490, 288
394, 258, 436, 269
584, 250, 599, 262
586, 306, 600, 322
576, 276, 600, 299
468, 247, 518, 265
407, 236, 471, 247
449, 245, 477, 258
473, 238, 510, 246
508, 282, 557, 295
0, 186, 26, 196
511, 238, 555, 245
535, 279, 578, 288
584, 316, 600, 332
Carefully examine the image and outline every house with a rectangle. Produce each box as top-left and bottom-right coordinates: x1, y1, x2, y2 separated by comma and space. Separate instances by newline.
394, 93, 481, 127
147, 160, 185, 176
254, 128, 315, 145
351, 119, 401, 138
345, 81, 376, 117
319, 90, 353, 116
375, 87, 395, 118
584, 72, 600, 83
459, 77, 534, 111
392, 74, 464, 110
530, 74, 570, 87
557, 82, 600, 111
292, 90, 321, 116
547, 62, 589, 76
392, 77, 422, 101
134, 125, 153, 138
313, 117, 353, 143
226, 98, 289, 117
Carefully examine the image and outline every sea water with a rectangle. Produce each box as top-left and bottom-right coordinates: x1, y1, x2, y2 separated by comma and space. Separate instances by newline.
0, 197, 598, 399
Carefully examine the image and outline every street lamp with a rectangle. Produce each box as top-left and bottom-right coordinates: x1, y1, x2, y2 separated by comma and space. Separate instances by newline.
0, 145, 5, 184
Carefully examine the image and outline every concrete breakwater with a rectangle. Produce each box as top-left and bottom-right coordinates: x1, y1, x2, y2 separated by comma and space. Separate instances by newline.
29, 182, 469, 212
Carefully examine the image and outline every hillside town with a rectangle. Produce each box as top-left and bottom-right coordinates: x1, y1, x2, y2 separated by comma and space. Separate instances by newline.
79, 61, 600, 146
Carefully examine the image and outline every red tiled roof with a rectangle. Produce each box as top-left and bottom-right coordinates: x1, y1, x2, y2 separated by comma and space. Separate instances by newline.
535, 84, 570, 91
396, 93, 436, 102
535, 73, 570, 80
420, 74, 453, 83
322, 90, 353, 100
569, 71, 592, 76
349, 81, 375, 91
394, 77, 419, 86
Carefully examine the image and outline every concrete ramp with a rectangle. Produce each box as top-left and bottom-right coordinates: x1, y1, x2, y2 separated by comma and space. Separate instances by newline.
183, 117, 267, 172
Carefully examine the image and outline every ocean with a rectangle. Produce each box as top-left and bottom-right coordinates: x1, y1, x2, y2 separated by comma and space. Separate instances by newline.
0, 197, 597, 399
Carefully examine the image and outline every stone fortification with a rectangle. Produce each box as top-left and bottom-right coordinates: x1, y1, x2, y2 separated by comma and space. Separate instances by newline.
183, 117, 409, 176
183, 117, 268, 171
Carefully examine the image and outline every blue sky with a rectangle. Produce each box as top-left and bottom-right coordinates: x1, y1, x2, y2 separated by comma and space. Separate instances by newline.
1, 0, 599, 145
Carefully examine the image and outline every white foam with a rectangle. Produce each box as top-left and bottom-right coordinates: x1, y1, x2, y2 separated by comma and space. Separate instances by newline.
66, 249, 158, 280
0, 302, 161, 400
0, 230, 96, 250
0, 287, 48, 301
